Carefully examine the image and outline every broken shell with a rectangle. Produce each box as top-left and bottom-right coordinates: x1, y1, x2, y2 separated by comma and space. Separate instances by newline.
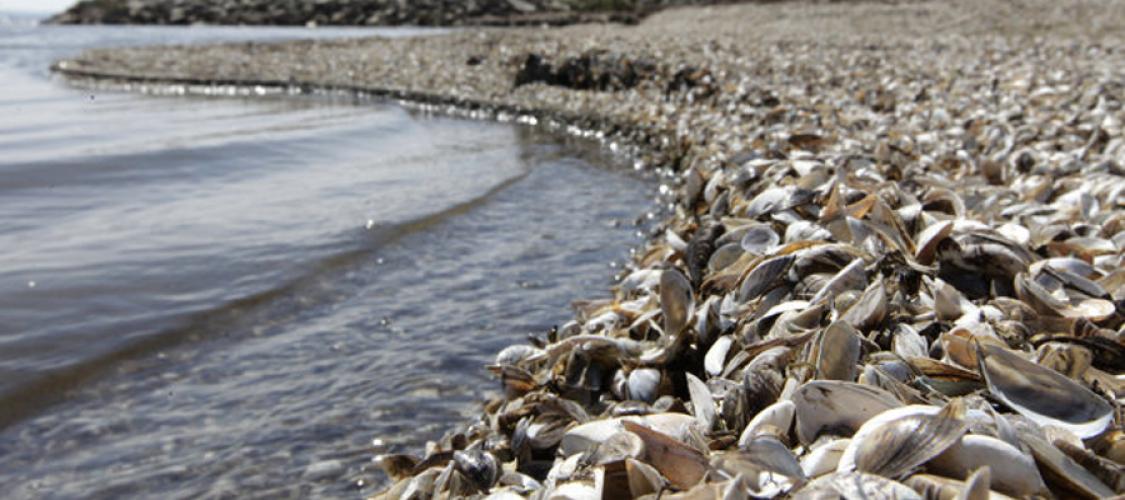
558, 413, 698, 456
589, 431, 645, 465
622, 420, 709, 491
625, 457, 666, 497
685, 372, 716, 431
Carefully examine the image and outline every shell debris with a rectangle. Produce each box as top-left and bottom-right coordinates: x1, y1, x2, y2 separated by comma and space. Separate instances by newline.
57, 0, 1125, 497
357, 0, 1125, 497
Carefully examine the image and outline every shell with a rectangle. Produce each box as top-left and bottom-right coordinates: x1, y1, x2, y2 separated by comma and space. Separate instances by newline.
816, 321, 861, 381
807, 258, 866, 304
928, 434, 1046, 497
740, 223, 781, 255
840, 279, 887, 331
558, 413, 698, 456
685, 372, 716, 431
704, 335, 734, 378
661, 268, 695, 336
1020, 431, 1115, 499
622, 420, 709, 491
793, 381, 901, 446
344, 6, 1125, 498
738, 399, 795, 447
625, 458, 666, 497
731, 435, 806, 482
738, 254, 794, 303
453, 450, 500, 492
915, 220, 954, 265
589, 431, 646, 465
977, 343, 1114, 439
892, 324, 928, 359
626, 368, 662, 404
793, 471, 921, 500
904, 473, 1015, 500
839, 403, 968, 479
800, 438, 851, 478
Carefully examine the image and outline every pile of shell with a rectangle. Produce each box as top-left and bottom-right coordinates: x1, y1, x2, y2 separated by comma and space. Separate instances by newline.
46, 0, 1123, 496
370, 33, 1125, 496
373, 164, 1124, 497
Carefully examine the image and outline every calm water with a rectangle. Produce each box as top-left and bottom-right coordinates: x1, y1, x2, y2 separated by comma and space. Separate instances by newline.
0, 18, 655, 498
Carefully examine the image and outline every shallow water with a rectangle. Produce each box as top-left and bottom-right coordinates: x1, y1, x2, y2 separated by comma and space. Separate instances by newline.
0, 21, 655, 498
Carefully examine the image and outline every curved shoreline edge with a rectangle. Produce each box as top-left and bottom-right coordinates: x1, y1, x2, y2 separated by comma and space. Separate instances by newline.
49, 63, 654, 163
51, 0, 1125, 497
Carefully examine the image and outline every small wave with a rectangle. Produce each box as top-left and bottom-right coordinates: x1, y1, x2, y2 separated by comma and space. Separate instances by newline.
0, 166, 531, 430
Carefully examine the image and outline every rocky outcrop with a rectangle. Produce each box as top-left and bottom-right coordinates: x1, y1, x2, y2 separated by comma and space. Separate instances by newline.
45, 0, 761, 26
514, 51, 659, 91
46, 0, 652, 26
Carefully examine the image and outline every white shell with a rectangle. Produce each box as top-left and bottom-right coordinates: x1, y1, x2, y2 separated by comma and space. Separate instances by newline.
704, 335, 734, 378
929, 434, 1046, 497
738, 399, 795, 448
837, 405, 941, 473
685, 372, 716, 431
800, 438, 851, 478
559, 413, 698, 456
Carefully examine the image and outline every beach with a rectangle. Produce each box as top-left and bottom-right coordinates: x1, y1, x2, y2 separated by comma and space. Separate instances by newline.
48, 0, 1125, 496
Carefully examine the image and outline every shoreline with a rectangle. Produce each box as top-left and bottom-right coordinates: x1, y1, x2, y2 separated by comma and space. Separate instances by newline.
52, 0, 1125, 497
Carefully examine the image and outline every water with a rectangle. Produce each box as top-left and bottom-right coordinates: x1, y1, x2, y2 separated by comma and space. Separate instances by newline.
0, 20, 655, 498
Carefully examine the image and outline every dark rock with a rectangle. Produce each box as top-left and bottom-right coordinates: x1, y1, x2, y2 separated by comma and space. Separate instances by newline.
514, 53, 555, 87
514, 49, 658, 92
666, 65, 716, 99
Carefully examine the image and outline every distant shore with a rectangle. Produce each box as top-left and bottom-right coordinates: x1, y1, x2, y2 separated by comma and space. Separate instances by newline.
53, 0, 1125, 496
46, 0, 679, 27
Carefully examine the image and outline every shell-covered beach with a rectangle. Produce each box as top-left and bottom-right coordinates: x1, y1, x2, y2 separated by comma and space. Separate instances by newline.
54, 0, 1125, 497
